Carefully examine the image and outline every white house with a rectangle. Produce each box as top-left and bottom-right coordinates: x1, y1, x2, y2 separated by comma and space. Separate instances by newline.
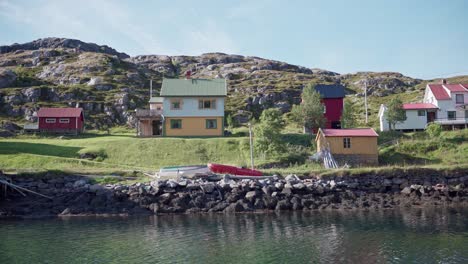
379, 81, 468, 131
379, 103, 438, 131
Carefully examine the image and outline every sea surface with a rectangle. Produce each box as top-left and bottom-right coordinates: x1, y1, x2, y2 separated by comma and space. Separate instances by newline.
0, 209, 467, 264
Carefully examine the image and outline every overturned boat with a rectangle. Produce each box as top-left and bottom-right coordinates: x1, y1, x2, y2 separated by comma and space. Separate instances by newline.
207, 163, 263, 176
157, 165, 211, 178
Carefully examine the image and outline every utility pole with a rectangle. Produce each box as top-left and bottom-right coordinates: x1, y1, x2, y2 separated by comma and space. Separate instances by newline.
248, 122, 254, 170
150, 79, 153, 98
364, 79, 368, 124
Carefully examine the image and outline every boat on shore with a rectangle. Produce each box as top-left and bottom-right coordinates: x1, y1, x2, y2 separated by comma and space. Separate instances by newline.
157, 165, 211, 178
154, 163, 264, 178
208, 163, 263, 176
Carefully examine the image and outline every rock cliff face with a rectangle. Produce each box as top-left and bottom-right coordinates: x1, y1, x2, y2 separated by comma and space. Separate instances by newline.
0, 38, 430, 128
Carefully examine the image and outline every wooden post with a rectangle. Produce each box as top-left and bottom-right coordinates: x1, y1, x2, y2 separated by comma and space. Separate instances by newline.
248, 122, 254, 170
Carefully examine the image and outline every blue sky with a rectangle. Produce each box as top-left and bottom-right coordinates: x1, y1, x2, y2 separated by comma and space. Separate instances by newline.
1, 0, 467, 79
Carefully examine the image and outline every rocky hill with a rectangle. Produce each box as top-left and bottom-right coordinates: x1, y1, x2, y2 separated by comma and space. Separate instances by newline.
0, 37, 454, 130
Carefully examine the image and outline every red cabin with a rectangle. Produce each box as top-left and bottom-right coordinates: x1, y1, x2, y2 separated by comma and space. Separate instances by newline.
37, 107, 84, 134
314, 84, 345, 130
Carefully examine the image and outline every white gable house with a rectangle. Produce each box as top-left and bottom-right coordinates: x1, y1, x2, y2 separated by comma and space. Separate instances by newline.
379, 81, 468, 131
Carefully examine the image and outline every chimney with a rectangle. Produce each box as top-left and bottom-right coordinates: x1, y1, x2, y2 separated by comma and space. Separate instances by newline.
441, 79, 447, 84
185, 70, 191, 79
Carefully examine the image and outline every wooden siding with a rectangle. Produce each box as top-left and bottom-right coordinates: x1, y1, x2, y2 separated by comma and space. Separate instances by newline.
138, 120, 153, 136
323, 136, 378, 155
165, 117, 223, 136
38, 114, 84, 133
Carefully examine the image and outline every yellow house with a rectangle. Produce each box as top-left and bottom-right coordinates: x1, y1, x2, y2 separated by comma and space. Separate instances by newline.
136, 77, 227, 137
316, 128, 379, 166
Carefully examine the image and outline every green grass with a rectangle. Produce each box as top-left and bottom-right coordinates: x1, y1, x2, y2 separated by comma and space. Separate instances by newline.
379, 129, 468, 166
0, 134, 253, 174
0, 129, 466, 177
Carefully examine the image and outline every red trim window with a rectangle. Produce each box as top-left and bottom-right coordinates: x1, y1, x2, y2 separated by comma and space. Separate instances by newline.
59, 118, 70, 123
45, 118, 56, 123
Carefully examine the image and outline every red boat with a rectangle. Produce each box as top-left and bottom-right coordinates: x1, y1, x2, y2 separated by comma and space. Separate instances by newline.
207, 163, 263, 176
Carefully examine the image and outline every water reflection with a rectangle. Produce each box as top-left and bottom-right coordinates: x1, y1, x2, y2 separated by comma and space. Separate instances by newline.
1, 208, 467, 264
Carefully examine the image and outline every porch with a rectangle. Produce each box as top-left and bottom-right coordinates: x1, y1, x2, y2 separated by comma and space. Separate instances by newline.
135, 109, 164, 137
432, 117, 468, 130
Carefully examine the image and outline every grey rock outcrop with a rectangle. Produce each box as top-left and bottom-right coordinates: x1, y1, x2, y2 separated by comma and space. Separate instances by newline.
0, 69, 16, 88
0, 38, 129, 59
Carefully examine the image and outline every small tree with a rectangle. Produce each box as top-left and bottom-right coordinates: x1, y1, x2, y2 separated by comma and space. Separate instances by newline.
385, 97, 406, 130
254, 108, 285, 157
341, 100, 357, 128
290, 83, 326, 133
226, 114, 236, 129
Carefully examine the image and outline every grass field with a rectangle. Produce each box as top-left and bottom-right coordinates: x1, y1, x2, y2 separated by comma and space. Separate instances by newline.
0, 128, 466, 177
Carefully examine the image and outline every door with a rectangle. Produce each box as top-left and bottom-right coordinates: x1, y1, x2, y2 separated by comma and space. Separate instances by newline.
152, 120, 161, 136
331, 121, 341, 129
427, 111, 436, 123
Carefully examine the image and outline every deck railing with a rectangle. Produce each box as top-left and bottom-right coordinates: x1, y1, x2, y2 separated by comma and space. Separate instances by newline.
432, 117, 468, 125
135, 109, 163, 118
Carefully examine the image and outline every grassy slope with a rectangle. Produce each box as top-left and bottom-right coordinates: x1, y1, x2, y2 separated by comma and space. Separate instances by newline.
0, 135, 252, 174
0, 129, 466, 176
379, 129, 468, 167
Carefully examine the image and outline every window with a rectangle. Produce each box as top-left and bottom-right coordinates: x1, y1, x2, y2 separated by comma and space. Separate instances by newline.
198, 99, 216, 109
417, 110, 425, 116
456, 94, 464, 104
323, 105, 326, 113
59, 118, 70, 123
206, 119, 217, 129
170, 119, 182, 129
448, 111, 456, 120
171, 99, 182, 110
45, 118, 56, 123
343, 138, 351, 148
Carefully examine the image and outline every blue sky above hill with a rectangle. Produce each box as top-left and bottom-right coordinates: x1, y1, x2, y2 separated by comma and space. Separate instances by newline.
1, 0, 467, 79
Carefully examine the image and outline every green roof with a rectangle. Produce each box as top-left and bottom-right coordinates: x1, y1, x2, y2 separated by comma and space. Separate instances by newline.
160, 78, 227, 97
149, 97, 164, 103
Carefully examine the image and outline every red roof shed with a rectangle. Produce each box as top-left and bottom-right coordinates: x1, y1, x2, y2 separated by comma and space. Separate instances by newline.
320, 128, 379, 137
37, 108, 84, 134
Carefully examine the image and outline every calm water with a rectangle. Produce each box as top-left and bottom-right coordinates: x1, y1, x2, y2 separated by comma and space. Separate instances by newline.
0, 209, 467, 264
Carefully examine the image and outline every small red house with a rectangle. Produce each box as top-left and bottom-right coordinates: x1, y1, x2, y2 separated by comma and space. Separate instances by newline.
37, 108, 84, 134
314, 84, 345, 129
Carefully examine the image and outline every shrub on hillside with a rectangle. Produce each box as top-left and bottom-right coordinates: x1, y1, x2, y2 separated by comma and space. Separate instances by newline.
426, 123, 442, 138
78, 147, 108, 161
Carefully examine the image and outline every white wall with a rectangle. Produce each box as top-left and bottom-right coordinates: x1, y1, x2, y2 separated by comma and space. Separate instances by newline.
394, 110, 428, 130
379, 105, 428, 131
163, 97, 225, 117
452, 92, 467, 119
378, 105, 390, 131
424, 85, 468, 120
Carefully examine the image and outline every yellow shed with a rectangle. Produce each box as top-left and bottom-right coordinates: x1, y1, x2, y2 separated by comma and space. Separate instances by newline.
316, 128, 379, 166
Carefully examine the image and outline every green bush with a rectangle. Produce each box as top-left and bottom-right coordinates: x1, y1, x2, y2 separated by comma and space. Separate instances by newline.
426, 123, 442, 138
78, 147, 108, 161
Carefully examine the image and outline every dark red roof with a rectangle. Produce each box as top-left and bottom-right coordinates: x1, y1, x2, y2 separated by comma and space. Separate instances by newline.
37, 108, 83, 117
428, 84, 450, 100
403, 103, 438, 110
321, 128, 378, 137
444, 84, 468, 92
